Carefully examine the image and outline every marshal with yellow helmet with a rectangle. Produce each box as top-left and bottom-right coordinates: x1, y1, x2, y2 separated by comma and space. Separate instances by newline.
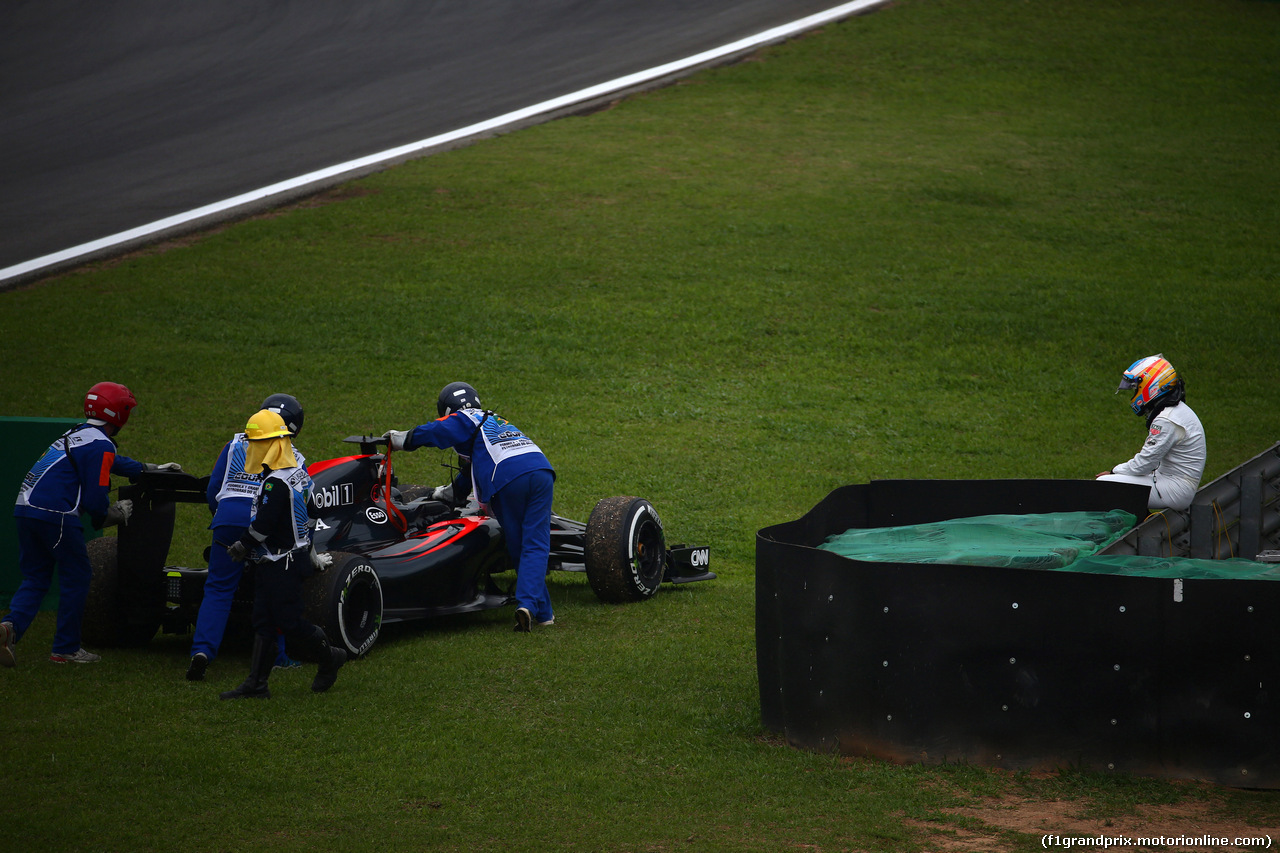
242, 409, 298, 472
226, 410, 311, 562
219, 409, 346, 699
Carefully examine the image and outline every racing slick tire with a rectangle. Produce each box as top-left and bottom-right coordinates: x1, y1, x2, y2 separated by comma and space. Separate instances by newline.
303, 551, 383, 658
82, 536, 163, 647
584, 496, 667, 603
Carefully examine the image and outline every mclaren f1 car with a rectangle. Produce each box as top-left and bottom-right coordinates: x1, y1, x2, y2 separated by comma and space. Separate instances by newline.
82, 436, 714, 656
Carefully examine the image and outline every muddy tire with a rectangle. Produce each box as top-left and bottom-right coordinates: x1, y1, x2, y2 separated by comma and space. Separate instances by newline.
303, 551, 383, 657
81, 537, 119, 646
398, 484, 432, 502
82, 536, 162, 646
584, 496, 667, 603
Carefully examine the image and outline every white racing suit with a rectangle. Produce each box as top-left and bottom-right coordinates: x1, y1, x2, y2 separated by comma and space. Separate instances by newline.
1099, 402, 1206, 511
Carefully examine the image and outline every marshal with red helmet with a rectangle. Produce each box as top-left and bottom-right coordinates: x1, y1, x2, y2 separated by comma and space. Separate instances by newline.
4, 382, 171, 666
83, 381, 137, 429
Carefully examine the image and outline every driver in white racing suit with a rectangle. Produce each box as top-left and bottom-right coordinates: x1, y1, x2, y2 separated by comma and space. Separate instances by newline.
1096, 354, 1206, 511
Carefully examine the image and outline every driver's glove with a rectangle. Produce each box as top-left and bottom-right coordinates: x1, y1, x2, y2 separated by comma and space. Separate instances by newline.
103, 499, 133, 527
310, 547, 333, 572
430, 483, 454, 504
226, 540, 249, 563
383, 429, 408, 451
144, 462, 183, 472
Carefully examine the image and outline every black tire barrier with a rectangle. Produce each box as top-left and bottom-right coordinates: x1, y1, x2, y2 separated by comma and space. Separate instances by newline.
756, 479, 1280, 788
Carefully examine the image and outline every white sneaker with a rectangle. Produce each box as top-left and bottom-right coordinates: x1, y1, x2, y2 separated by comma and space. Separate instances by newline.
50, 648, 101, 664
538, 617, 555, 627
514, 607, 532, 633
0, 622, 15, 668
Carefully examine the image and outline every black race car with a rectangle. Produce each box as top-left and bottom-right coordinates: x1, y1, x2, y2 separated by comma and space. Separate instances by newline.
82, 436, 713, 656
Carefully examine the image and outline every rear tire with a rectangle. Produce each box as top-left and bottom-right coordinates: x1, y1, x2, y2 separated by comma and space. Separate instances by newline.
584, 496, 667, 603
398, 484, 432, 502
82, 536, 162, 647
81, 537, 119, 646
304, 551, 383, 657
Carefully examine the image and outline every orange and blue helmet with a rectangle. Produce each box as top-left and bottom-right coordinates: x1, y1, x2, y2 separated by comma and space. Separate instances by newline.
1116, 354, 1179, 415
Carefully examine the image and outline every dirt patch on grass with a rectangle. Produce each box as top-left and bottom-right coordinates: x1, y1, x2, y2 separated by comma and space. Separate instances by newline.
909, 789, 1273, 852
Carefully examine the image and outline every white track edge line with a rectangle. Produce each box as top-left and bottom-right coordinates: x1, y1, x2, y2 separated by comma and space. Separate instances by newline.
0, 0, 887, 284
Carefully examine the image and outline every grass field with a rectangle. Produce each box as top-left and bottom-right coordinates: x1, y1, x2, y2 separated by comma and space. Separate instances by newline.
2, 0, 1279, 850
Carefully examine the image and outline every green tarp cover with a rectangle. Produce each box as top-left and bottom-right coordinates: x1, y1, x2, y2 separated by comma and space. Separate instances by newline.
1056, 554, 1280, 581
818, 510, 1280, 579
818, 510, 1137, 570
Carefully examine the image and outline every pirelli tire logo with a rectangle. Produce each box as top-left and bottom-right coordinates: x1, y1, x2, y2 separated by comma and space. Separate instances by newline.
338, 562, 382, 657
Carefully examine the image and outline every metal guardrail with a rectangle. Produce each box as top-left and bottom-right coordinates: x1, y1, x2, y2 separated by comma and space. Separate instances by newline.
1102, 441, 1280, 561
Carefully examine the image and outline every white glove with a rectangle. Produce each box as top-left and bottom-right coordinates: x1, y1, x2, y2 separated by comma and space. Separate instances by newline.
226, 539, 249, 563
382, 429, 408, 451
310, 547, 333, 571
430, 483, 454, 503
146, 462, 183, 472
103, 499, 133, 527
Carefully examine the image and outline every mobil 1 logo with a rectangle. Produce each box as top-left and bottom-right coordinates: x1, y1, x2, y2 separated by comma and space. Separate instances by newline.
311, 482, 354, 511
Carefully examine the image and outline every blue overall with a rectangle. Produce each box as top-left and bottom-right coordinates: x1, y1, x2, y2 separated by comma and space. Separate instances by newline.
407, 409, 556, 623
9, 423, 142, 655
191, 436, 252, 661
192, 437, 304, 662
488, 468, 556, 623
9, 519, 94, 655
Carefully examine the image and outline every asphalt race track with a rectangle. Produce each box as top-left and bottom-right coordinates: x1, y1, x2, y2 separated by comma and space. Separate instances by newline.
0, 1, 884, 285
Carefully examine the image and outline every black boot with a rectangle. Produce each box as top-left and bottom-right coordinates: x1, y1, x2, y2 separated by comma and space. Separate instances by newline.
304, 626, 347, 693
313, 645, 347, 693
219, 634, 274, 700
